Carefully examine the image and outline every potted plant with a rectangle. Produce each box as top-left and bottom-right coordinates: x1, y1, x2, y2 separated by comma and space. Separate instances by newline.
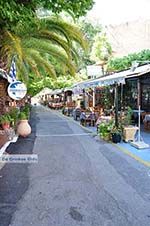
98, 120, 113, 141
9, 107, 20, 129
111, 126, 122, 143
22, 104, 31, 119
17, 111, 31, 137
0, 114, 12, 130
18, 112, 28, 120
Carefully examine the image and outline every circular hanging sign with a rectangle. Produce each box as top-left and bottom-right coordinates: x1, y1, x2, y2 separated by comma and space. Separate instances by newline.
8, 81, 27, 100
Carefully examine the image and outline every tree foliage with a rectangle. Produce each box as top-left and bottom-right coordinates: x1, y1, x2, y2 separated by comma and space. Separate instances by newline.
0, 0, 94, 94
1, 17, 88, 82
27, 73, 84, 96
77, 19, 102, 68
0, 0, 94, 30
90, 33, 112, 63
79, 19, 102, 49
107, 49, 150, 72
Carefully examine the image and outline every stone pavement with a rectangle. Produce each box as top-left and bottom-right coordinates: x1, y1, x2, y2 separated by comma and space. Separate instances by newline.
1, 106, 150, 226
60, 110, 150, 167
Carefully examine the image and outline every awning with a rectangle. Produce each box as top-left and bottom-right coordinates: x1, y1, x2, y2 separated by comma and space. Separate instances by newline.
63, 87, 72, 92
50, 89, 63, 95
72, 71, 128, 89
72, 64, 150, 89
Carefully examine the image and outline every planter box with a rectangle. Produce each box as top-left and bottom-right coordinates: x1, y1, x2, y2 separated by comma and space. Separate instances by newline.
123, 126, 138, 142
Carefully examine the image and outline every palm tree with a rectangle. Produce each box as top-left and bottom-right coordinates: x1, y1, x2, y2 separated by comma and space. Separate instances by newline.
0, 16, 88, 83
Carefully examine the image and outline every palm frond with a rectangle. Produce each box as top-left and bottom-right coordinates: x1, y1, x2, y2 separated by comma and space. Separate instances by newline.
0, 16, 87, 82
25, 49, 56, 79
4, 31, 23, 62
22, 38, 76, 76
46, 18, 88, 50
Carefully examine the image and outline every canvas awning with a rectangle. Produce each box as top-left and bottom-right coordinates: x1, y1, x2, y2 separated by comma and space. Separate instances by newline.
73, 64, 150, 90
72, 70, 129, 90
63, 87, 72, 92
50, 89, 63, 95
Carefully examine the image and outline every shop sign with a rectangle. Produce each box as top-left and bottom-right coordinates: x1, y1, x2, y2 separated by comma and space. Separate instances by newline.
8, 81, 27, 100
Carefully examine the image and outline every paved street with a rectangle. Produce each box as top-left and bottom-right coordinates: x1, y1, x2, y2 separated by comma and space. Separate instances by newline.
0, 105, 150, 226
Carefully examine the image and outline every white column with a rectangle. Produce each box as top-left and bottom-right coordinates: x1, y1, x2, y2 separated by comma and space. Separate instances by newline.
93, 87, 96, 108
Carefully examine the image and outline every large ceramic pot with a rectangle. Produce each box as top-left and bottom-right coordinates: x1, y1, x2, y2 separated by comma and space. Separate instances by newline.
111, 133, 121, 143
17, 120, 31, 137
2, 123, 10, 130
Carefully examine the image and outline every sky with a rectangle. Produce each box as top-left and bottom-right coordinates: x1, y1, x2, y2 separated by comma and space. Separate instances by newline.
87, 0, 150, 25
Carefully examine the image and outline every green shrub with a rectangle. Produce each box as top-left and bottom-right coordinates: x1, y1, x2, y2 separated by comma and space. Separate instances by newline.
0, 113, 13, 124
18, 112, 28, 120
98, 120, 114, 140
9, 107, 20, 126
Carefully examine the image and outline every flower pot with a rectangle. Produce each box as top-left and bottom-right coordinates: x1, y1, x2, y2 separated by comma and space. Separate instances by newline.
17, 120, 31, 137
2, 123, 10, 130
123, 126, 138, 142
111, 133, 121, 143
103, 135, 110, 141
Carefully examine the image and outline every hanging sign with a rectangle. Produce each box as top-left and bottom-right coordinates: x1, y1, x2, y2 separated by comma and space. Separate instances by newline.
7, 81, 27, 100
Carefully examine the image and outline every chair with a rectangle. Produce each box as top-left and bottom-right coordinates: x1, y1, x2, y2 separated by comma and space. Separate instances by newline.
73, 108, 81, 120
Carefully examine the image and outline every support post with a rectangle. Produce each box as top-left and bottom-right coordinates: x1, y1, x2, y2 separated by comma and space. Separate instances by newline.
93, 87, 96, 108
137, 78, 141, 108
82, 89, 86, 109
120, 83, 123, 111
114, 83, 119, 127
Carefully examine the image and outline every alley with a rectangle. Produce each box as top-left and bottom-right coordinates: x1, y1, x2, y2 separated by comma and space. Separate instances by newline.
0, 106, 150, 226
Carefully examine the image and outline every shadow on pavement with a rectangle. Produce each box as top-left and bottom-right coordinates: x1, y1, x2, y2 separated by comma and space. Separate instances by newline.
0, 107, 37, 226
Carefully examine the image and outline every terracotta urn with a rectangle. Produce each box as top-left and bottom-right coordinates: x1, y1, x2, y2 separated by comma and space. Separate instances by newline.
2, 123, 10, 130
17, 120, 31, 137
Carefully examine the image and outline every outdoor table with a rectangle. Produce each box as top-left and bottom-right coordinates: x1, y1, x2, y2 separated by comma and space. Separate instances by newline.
80, 112, 96, 127
85, 112, 96, 126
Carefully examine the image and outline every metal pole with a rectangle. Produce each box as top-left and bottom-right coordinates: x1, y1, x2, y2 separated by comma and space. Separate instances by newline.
137, 78, 141, 107
120, 83, 123, 111
138, 105, 141, 142
114, 83, 119, 127
137, 79, 141, 142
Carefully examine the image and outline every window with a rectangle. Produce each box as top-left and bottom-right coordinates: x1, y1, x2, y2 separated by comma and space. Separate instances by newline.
124, 79, 138, 109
